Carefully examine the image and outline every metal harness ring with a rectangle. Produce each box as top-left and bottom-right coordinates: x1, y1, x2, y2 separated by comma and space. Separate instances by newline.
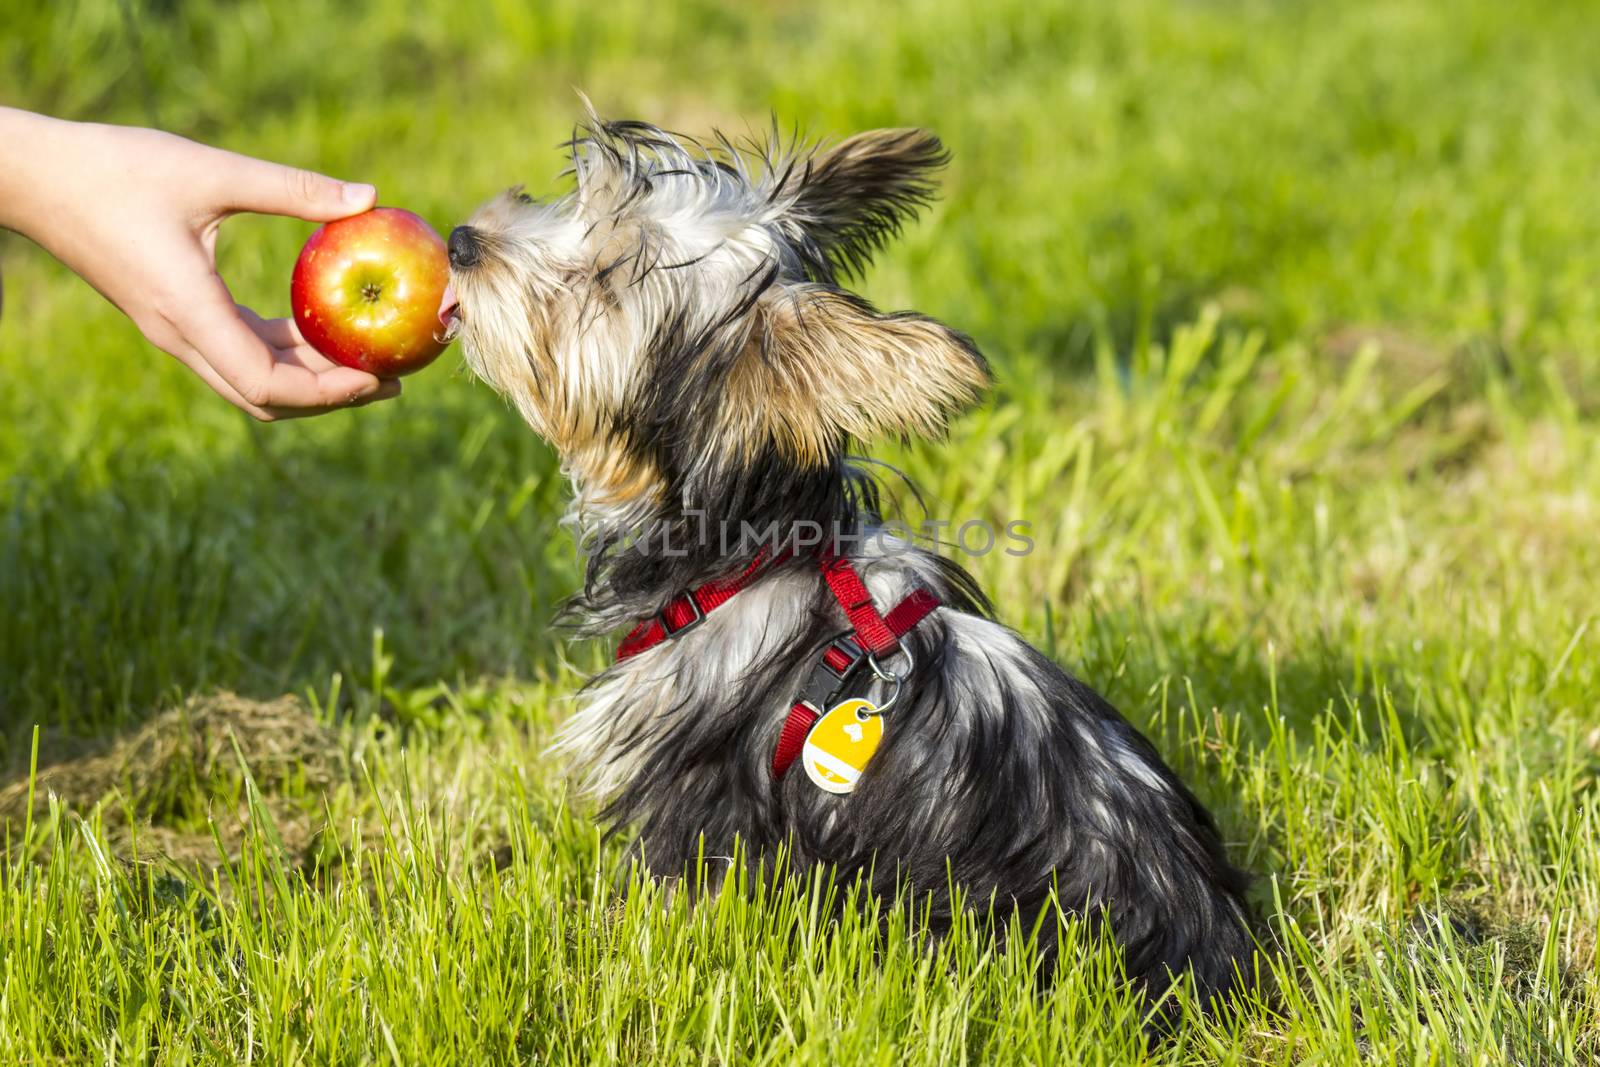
864, 643, 913, 714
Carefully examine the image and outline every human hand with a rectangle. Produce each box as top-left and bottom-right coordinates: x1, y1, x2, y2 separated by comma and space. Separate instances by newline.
0, 107, 400, 420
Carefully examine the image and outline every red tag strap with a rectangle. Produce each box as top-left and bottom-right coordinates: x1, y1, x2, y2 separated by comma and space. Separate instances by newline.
772, 705, 821, 780
770, 563, 941, 782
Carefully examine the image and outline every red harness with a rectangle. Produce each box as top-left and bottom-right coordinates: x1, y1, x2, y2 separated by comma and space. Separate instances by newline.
613, 552, 941, 780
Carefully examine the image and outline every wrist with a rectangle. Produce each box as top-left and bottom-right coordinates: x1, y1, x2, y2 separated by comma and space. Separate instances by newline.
0, 108, 81, 237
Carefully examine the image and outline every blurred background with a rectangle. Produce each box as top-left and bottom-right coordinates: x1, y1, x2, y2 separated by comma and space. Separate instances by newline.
4, 0, 1600, 755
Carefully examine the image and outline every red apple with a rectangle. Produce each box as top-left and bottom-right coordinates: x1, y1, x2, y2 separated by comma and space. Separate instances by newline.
290, 207, 451, 377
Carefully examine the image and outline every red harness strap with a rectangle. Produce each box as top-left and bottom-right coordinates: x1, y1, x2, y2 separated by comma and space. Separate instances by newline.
609, 551, 941, 783
770, 563, 940, 782
819, 554, 903, 656
614, 550, 778, 660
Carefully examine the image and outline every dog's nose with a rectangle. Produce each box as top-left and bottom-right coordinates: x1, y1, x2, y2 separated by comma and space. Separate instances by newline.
448, 226, 482, 269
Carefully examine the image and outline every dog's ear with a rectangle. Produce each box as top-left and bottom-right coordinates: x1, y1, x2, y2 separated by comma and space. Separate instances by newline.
783, 129, 950, 282
720, 284, 989, 465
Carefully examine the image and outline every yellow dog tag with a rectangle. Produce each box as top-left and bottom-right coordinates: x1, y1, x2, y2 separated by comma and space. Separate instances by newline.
802, 698, 883, 795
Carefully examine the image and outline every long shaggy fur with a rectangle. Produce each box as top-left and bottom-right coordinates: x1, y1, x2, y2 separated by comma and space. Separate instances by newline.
445, 108, 1254, 1011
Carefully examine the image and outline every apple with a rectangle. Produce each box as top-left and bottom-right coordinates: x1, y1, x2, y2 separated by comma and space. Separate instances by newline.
290, 207, 451, 377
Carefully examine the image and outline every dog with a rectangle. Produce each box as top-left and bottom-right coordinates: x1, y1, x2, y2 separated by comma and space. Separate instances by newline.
438, 112, 1253, 1009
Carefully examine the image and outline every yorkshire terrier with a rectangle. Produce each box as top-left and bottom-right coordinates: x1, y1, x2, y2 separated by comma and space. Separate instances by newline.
438, 112, 1253, 1008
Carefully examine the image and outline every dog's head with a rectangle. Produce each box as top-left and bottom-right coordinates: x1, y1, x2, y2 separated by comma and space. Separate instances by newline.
441, 113, 988, 511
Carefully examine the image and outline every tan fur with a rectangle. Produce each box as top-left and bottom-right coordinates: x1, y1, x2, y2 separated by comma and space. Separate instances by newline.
455, 262, 665, 509
720, 286, 990, 466
448, 118, 986, 506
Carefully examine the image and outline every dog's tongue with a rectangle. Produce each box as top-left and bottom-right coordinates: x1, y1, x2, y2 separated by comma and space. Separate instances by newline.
437, 283, 459, 327
434, 283, 463, 343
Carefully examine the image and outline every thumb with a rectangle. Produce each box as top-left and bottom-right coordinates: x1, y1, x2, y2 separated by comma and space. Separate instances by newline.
217, 151, 377, 222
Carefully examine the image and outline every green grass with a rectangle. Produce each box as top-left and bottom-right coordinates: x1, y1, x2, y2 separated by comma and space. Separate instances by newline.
5, 0, 1600, 1061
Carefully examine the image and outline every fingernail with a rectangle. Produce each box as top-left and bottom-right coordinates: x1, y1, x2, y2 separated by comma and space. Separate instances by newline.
342, 182, 377, 208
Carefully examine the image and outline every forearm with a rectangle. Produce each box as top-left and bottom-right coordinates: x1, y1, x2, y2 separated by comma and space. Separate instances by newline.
0, 106, 393, 416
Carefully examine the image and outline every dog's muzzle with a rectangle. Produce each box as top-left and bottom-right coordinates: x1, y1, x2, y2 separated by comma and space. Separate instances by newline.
438, 226, 479, 341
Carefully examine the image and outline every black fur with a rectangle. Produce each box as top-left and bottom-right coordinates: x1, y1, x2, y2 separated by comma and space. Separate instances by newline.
786, 129, 950, 283
588, 514, 1254, 1013
463, 115, 1256, 1017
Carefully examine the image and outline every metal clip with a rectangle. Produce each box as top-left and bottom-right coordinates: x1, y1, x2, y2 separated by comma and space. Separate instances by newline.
863, 642, 913, 714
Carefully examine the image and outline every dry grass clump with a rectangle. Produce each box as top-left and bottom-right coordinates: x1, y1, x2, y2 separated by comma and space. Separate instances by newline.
0, 691, 346, 868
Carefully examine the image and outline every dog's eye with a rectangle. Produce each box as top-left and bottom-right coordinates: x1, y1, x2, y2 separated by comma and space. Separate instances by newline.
516, 192, 534, 205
